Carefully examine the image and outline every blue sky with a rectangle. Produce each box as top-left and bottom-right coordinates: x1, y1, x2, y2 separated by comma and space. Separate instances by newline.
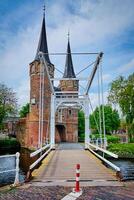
0, 0, 134, 108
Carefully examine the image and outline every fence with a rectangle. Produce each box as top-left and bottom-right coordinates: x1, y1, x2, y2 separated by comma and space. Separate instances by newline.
0, 152, 20, 186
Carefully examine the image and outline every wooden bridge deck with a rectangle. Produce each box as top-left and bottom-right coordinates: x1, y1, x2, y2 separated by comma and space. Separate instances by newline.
32, 143, 122, 186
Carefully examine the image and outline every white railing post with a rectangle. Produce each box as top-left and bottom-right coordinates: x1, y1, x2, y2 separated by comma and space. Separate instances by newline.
96, 139, 98, 150
104, 137, 108, 149
46, 138, 49, 144
13, 152, 20, 186
100, 137, 103, 148
84, 97, 90, 149
50, 94, 55, 149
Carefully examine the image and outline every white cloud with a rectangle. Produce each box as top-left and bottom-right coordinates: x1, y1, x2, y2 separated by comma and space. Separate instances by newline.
47, 0, 134, 48
89, 91, 108, 113
118, 58, 134, 73
0, 25, 39, 81
102, 74, 112, 83
16, 80, 30, 107
0, 0, 134, 106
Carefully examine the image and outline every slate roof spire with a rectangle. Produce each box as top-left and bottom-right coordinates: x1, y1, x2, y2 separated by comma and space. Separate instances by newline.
63, 32, 76, 78
35, 6, 51, 64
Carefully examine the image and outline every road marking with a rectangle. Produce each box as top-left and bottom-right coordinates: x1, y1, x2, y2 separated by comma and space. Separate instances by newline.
61, 190, 83, 200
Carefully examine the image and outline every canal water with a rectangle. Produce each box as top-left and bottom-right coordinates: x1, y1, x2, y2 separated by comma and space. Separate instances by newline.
0, 148, 38, 186
0, 148, 134, 186
108, 158, 134, 180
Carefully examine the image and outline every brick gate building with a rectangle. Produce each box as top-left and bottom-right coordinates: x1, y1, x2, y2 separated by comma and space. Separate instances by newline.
17, 10, 79, 149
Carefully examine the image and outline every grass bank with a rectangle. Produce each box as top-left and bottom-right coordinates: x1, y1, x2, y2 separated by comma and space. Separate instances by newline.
108, 143, 134, 158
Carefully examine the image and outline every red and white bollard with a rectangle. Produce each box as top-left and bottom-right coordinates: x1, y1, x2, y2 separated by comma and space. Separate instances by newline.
73, 164, 82, 193
62, 164, 82, 199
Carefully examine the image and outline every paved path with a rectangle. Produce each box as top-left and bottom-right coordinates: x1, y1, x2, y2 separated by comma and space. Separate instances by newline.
32, 143, 121, 186
0, 144, 133, 199
0, 183, 134, 200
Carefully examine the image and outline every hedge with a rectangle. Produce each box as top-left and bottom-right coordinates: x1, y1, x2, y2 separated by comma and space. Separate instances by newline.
108, 143, 134, 158
90, 134, 120, 144
0, 138, 20, 149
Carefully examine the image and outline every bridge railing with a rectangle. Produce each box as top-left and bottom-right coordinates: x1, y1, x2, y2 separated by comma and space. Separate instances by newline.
88, 142, 118, 158
29, 144, 52, 170
91, 138, 108, 149
0, 152, 20, 186
86, 142, 120, 172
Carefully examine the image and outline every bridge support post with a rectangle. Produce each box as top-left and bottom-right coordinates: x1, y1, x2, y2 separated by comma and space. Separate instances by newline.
13, 152, 20, 186
50, 94, 55, 149
84, 98, 90, 149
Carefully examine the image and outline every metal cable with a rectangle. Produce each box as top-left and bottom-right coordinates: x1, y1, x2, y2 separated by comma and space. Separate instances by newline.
97, 66, 102, 145
38, 63, 43, 147
89, 96, 100, 134
46, 113, 50, 144
40, 60, 45, 148
76, 61, 96, 76
55, 67, 64, 75
100, 60, 106, 147
42, 52, 99, 55
79, 84, 86, 91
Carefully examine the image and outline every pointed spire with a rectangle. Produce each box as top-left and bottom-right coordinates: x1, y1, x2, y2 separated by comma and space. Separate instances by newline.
63, 34, 76, 78
35, 6, 51, 64
67, 29, 70, 41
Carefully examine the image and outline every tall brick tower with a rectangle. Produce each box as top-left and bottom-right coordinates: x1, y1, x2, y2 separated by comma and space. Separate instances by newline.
17, 9, 79, 149
55, 37, 79, 142
27, 11, 54, 148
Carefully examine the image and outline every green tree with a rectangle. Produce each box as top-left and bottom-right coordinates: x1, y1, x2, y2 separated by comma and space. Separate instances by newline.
108, 73, 134, 142
89, 105, 120, 134
19, 103, 29, 118
78, 110, 85, 141
0, 83, 17, 129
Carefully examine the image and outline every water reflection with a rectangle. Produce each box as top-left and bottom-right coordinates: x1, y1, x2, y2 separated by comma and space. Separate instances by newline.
0, 148, 40, 186
1, 148, 134, 185
0, 156, 15, 172
109, 158, 134, 180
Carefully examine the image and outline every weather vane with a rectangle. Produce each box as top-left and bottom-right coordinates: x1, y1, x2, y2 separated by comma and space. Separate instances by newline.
67, 29, 70, 41
43, 2, 45, 15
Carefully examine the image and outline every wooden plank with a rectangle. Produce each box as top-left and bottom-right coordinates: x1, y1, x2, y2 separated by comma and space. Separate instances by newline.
34, 144, 117, 182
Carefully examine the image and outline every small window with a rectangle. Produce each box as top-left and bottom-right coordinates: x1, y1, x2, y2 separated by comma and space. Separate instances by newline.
31, 65, 35, 73
74, 81, 78, 86
31, 98, 36, 105
58, 109, 62, 122
68, 81, 72, 87
69, 109, 72, 115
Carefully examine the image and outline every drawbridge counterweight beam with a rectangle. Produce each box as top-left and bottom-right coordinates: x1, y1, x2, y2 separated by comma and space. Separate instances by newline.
85, 52, 103, 95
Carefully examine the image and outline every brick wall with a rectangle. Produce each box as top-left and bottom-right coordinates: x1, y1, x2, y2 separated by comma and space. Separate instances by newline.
17, 61, 79, 149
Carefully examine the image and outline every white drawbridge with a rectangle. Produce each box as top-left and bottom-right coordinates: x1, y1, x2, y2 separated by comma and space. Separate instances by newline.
38, 51, 106, 149
29, 51, 120, 177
